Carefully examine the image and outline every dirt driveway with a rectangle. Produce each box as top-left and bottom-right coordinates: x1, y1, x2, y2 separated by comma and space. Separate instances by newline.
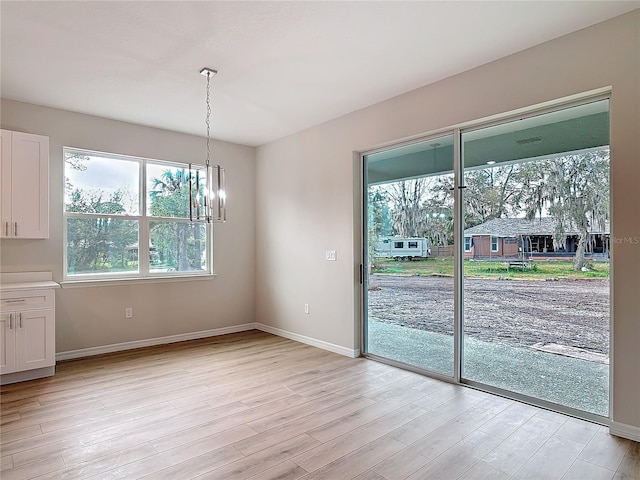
367, 275, 609, 355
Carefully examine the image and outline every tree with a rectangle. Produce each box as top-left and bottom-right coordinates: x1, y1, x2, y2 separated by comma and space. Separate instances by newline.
64, 153, 140, 273
421, 174, 454, 247
368, 187, 391, 239
367, 187, 391, 268
66, 188, 137, 272
377, 175, 455, 247
516, 150, 610, 270
423, 200, 454, 247
149, 168, 204, 271
64, 152, 89, 195
384, 178, 430, 237
463, 165, 519, 227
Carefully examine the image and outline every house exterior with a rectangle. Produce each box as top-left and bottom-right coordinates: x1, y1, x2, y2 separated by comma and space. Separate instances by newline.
463, 217, 610, 260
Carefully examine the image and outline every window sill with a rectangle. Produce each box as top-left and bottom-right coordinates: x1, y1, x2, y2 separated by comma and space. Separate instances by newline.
60, 274, 217, 288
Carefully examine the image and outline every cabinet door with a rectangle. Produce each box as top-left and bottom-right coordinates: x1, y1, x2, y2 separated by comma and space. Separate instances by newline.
0, 130, 11, 238
0, 311, 17, 374
15, 309, 55, 371
10, 132, 49, 238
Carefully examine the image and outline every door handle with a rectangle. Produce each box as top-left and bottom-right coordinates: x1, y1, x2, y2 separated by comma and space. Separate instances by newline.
9, 313, 13, 330
18, 313, 23, 329
14, 222, 18, 237
4, 221, 8, 236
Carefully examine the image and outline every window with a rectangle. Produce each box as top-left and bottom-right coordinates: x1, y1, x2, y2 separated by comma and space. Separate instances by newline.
464, 237, 472, 252
64, 148, 211, 280
491, 236, 499, 252
408, 241, 418, 248
394, 241, 404, 248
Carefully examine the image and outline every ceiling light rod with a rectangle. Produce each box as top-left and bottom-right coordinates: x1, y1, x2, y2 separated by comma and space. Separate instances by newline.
200, 68, 217, 170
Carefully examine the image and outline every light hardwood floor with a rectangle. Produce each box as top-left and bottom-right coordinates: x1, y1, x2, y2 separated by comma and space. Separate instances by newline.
1, 330, 638, 479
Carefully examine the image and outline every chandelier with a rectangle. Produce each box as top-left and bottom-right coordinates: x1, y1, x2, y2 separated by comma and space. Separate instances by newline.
189, 67, 226, 223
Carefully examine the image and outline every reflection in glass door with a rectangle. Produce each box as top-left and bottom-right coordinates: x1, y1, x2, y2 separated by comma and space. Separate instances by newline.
461, 99, 610, 417
364, 134, 455, 376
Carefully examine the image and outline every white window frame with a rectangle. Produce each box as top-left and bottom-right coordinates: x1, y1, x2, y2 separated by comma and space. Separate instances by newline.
63, 147, 213, 282
464, 236, 472, 252
491, 236, 499, 252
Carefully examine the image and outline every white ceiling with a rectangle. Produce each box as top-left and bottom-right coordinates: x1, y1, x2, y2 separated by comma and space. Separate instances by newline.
1, 1, 638, 147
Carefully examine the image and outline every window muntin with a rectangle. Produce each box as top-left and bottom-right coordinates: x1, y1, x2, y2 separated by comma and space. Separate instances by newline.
64, 148, 211, 280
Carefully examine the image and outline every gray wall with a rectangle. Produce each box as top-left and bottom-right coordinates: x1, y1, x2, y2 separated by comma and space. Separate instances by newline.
255, 12, 640, 430
1, 100, 256, 353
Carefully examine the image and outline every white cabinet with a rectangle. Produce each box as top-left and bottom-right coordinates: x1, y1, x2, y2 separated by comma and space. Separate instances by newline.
0, 311, 17, 373
0, 129, 49, 239
0, 272, 58, 384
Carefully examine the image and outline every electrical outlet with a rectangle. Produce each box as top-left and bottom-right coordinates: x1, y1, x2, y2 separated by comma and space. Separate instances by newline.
304, 303, 309, 314
125, 307, 133, 318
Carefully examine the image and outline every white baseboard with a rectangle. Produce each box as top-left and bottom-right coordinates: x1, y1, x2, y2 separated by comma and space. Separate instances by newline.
56, 323, 257, 361
255, 323, 360, 358
609, 421, 640, 442
56, 322, 360, 362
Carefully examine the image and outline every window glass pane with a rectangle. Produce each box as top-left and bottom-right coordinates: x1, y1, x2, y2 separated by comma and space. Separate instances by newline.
364, 133, 455, 377
147, 164, 207, 218
66, 217, 139, 275
462, 99, 610, 417
149, 221, 208, 272
63, 149, 213, 280
65, 152, 139, 215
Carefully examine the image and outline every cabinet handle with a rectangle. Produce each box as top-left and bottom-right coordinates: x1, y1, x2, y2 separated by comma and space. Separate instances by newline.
5, 299, 26, 304
14, 222, 18, 236
9, 313, 13, 330
4, 222, 8, 236
19, 313, 23, 329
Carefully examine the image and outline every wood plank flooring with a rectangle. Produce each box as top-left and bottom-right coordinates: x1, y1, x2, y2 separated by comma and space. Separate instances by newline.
0, 330, 637, 479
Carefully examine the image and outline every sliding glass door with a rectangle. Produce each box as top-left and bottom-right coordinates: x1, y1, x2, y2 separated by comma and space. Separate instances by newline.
364, 134, 455, 376
461, 99, 610, 417
363, 97, 610, 419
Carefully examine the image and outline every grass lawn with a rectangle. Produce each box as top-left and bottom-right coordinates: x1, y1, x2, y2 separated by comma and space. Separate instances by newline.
372, 257, 609, 279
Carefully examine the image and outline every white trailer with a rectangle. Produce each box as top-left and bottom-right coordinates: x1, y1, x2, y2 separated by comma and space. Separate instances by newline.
374, 237, 431, 260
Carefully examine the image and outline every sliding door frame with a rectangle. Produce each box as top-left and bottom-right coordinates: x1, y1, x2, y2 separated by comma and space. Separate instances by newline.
360, 129, 458, 384
359, 90, 612, 424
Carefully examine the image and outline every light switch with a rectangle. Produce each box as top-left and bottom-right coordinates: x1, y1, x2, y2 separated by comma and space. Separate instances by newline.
325, 250, 337, 261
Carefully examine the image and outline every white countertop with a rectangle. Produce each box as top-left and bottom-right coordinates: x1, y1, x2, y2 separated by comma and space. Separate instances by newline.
1, 281, 60, 292
0, 272, 60, 292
